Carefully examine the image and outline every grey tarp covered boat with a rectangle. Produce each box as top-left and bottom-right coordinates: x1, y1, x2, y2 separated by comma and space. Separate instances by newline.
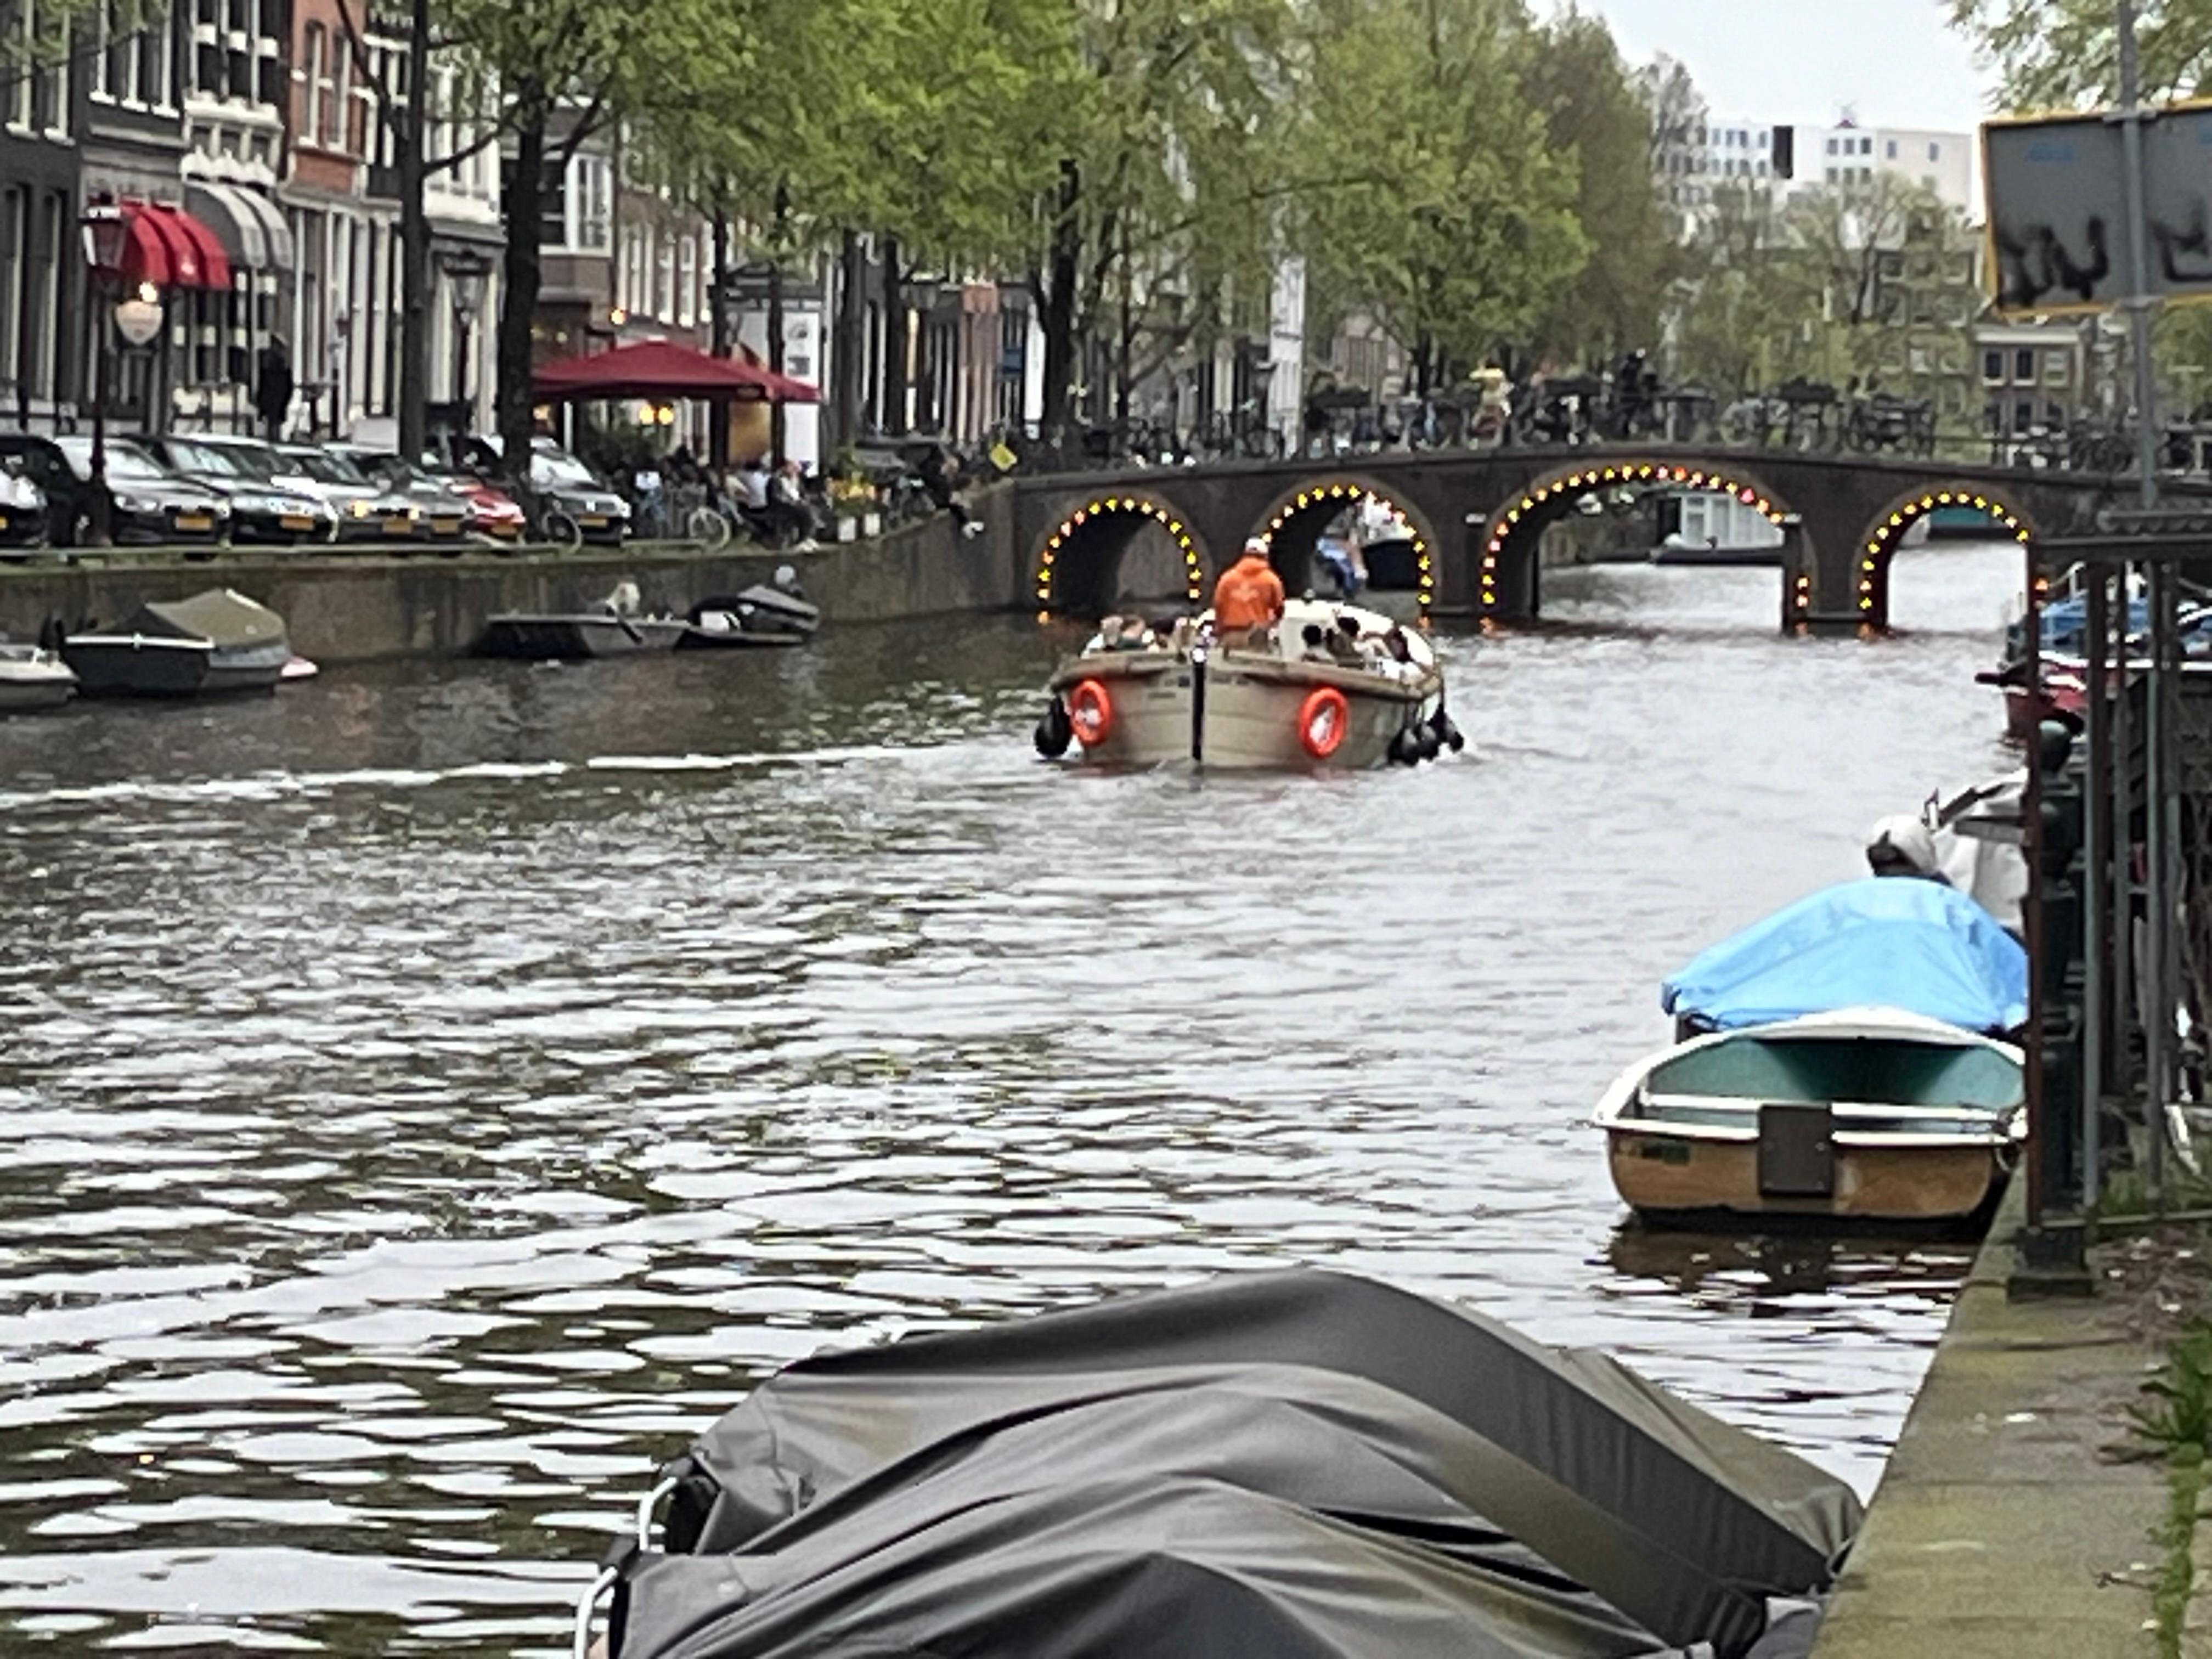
62, 587, 290, 696
597, 1270, 1860, 1659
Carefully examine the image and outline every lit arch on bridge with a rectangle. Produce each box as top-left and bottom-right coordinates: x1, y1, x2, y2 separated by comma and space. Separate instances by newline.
1033, 493, 1207, 616
1251, 477, 1438, 614
1482, 460, 1793, 619
1854, 487, 2035, 630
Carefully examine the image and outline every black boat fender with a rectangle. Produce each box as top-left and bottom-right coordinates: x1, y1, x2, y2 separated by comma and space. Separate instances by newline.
1388, 725, 1424, 766
1429, 709, 1465, 753
1415, 722, 1442, 761
1034, 697, 1073, 758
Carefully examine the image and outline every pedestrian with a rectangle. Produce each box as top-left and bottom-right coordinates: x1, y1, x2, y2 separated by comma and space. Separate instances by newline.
253, 338, 294, 443
921, 446, 985, 539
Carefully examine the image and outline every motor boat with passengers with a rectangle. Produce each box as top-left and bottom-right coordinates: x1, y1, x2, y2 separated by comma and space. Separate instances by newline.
1034, 596, 1460, 769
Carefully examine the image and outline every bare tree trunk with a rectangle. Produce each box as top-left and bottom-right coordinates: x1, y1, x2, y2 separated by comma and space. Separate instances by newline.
708, 196, 730, 466
1039, 159, 1081, 444
881, 234, 905, 437
832, 228, 864, 460
769, 178, 788, 464
496, 86, 548, 486
395, 0, 431, 459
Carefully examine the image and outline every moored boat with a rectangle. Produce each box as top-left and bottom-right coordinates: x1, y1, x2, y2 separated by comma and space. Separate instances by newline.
1595, 877, 2030, 1226
0, 642, 76, 711
1035, 597, 1459, 769
478, 582, 686, 660
61, 589, 290, 698
678, 573, 820, 650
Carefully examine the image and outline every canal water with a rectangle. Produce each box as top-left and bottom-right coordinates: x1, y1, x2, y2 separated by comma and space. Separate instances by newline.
0, 543, 2022, 1655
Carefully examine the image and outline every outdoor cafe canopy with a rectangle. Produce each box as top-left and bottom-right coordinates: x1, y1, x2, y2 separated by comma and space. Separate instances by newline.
532, 338, 820, 404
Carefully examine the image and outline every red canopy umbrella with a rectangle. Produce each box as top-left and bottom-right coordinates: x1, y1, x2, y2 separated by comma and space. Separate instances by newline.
533, 337, 820, 403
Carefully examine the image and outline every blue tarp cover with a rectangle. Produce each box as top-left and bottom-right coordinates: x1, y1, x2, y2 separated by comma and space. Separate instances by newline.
1662, 878, 2029, 1032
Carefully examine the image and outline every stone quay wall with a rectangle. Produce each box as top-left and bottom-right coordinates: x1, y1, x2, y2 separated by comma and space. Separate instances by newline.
0, 495, 1023, 665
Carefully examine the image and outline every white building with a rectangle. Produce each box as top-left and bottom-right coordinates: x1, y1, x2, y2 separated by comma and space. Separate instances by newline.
1812, 125, 1974, 215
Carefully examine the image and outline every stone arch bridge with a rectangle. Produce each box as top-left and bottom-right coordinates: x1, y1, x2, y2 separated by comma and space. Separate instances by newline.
1008, 447, 2197, 630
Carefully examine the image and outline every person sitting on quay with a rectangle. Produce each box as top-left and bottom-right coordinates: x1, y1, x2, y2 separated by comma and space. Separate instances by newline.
1212, 538, 1286, 644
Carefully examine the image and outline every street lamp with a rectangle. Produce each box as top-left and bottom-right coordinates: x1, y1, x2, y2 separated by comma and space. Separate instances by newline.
438, 247, 493, 419
79, 202, 131, 547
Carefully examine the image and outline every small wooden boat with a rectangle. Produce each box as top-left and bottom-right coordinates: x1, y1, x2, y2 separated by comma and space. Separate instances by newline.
61, 589, 290, 697
478, 613, 687, 659
1036, 599, 1459, 770
1594, 1008, 2024, 1224
1596, 877, 2032, 1226
0, 642, 76, 711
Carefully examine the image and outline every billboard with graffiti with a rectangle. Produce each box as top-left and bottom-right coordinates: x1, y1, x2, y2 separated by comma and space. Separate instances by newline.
1983, 103, 2212, 314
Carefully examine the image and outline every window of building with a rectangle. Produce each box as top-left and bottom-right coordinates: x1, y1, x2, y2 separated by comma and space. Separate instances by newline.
566, 154, 611, 253
2047, 400, 2067, 428
1825, 166, 1837, 183
2014, 347, 2035, 381
1826, 136, 1837, 155
303, 22, 324, 138
329, 45, 349, 150
678, 235, 696, 327
1982, 348, 2004, 383
2013, 397, 2034, 434
1860, 136, 1873, 155
656, 236, 673, 319
1928, 141, 1941, 162
1886, 138, 1898, 159
2045, 348, 2070, 384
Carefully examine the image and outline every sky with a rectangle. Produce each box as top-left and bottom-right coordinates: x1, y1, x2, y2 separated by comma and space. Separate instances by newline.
1583, 0, 2002, 135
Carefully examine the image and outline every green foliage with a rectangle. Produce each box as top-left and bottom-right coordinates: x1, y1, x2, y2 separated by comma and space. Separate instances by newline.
1296, 0, 1587, 381
1521, 7, 1675, 362
2134, 1325, 2212, 1455
1949, 0, 2212, 108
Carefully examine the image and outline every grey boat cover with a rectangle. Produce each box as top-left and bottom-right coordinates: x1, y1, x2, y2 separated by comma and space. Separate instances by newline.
610, 1269, 1860, 1659
126, 589, 286, 649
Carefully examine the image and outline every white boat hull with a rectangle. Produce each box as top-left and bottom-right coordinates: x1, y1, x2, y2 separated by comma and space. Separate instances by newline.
0, 656, 75, 711
1043, 601, 1450, 771
1592, 1009, 2024, 1225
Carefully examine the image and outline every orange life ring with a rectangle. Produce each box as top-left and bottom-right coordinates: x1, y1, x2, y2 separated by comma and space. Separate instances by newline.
1297, 686, 1350, 759
1068, 678, 1115, 747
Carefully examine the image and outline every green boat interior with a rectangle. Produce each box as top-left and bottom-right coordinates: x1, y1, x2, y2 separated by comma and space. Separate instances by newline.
1637, 1034, 2022, 1131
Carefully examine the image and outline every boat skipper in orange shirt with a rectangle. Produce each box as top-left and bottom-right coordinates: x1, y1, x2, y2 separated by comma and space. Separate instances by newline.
1212, 539, 1286, 640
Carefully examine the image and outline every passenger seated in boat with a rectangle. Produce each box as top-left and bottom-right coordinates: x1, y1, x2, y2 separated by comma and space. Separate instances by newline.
1327, 615, 1366, 665
1110, 617, 1155, 652
1214, 538, 1286, 642
1299, 622, 1334, 662
1866, 815, 1951, 884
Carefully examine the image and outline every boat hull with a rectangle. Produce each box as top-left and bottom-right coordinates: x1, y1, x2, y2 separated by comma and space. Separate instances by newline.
1601, 1126, 2010, 1224
1058, 658, 1429, 769
61, 636, 287, 697
0, 669, 75, 710
478, 616, 687, 659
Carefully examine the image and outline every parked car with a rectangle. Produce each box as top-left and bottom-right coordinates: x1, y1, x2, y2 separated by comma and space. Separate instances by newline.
462, 435, 631, 544
331, 445, 516, 541
137, 435, 339, 545
274, 444, 424, 541
0, 433, 230, 546
0, 455, 46, 549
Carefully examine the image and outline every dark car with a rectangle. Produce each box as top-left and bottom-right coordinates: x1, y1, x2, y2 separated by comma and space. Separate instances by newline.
461, 435, 631, 544
0, 433, 231, 546
137, 434, 341, 545
273, 444, 425, 541
0, 454, 46, 549
328, 445, 493, 541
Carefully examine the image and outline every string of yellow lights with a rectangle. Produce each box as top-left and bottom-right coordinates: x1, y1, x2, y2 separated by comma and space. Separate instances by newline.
1255, 482, 1433, 613
1034, 496, 1205, 613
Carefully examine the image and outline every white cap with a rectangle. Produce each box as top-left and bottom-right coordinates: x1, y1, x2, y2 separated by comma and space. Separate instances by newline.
1243, 536, 1271, 558
1866, 814, 1940, 876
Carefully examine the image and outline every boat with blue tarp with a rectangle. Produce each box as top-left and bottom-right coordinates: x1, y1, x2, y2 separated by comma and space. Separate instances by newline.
1594, 879, 2029, 1226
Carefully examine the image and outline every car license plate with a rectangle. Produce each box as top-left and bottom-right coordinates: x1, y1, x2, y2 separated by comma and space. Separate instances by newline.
577, 515, 607, 528
0, 513, 9, 531
176, 513, 213, 532
430, 517, 462, 536
280, 514, 314, 531
382, 517, 413, 534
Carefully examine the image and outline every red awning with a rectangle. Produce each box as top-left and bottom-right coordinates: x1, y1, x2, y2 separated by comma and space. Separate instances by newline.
533, 337, 821, 404
119, 200, 232, 292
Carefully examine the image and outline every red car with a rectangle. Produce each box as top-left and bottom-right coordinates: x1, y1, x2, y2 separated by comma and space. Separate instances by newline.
333, 445, 526, 542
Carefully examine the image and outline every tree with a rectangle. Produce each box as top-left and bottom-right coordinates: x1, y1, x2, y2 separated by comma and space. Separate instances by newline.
1949, 0, 2212, 108
1521, 8, 1677, 366
1296, 0, 1587, 392
1665, 183, 1822, 398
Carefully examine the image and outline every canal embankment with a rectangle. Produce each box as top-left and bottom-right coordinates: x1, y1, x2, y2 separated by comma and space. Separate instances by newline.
0, 495, 1021, 664
1812, 1184, 2173, 1659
